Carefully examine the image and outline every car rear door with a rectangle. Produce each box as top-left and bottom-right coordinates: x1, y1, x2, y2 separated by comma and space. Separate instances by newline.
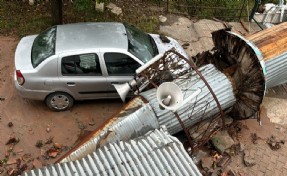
57, 52, 109, 100
100, 50, 143, 98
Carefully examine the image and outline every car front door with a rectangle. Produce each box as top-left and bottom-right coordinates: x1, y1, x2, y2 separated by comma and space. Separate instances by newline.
57, 53, 109, 100
101, 51, 142, 98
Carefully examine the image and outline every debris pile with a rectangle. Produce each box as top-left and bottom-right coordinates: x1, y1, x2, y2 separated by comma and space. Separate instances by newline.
266, 135, 285, 150
0, 134, 68, 176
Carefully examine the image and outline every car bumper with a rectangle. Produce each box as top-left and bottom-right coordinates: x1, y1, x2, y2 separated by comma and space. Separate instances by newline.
14, 78, 52, 101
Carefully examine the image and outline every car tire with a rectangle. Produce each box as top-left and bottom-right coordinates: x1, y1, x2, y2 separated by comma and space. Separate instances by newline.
45, 92, 74, 111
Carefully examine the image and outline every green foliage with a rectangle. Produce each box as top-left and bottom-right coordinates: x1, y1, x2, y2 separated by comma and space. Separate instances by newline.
73, 0, 94, 11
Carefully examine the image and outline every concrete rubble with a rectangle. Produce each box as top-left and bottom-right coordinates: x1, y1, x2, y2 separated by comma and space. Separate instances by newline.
211, 131, 235, 154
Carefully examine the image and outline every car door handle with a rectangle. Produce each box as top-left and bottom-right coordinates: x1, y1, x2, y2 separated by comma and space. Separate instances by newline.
67, 82, 76, 86
111, 82, 122, 84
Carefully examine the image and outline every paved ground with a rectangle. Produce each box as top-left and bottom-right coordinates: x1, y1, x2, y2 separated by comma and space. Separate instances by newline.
160, 15, 287, 176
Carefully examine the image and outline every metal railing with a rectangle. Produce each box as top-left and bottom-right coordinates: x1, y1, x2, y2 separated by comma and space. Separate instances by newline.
162, 0, 249, 21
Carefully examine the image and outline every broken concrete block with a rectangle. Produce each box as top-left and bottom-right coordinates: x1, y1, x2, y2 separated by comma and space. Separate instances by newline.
243, 153, 256, 167
211, 130, 235, 154
193, 150, 208, 164
159, 15, 167, 23
95, 2, 104, 12
201, 157, 213, 171
106, 3, 122, 16
106, 3, 117, 10
111, 7, 122, 16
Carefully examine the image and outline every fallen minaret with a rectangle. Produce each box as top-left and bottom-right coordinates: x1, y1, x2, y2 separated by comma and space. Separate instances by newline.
58, 48, 265, 162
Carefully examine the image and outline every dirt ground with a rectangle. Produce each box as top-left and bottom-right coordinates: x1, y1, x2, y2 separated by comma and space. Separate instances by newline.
0, 36, 123, 174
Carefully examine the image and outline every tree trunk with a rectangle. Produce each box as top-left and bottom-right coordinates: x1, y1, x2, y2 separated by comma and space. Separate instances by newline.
51, 0, 63, 25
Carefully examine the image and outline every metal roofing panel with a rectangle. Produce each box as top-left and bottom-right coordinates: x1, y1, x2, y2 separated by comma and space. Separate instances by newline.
61, 103, 159, 163
265, 52, 287, 88
22, 128, 202, 176
140, 64, 236, 135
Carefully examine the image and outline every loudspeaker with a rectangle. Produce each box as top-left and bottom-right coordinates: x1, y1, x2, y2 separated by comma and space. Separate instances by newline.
113, 83, 131, 102
156, 82, 183, 111
113, 80, 137, 102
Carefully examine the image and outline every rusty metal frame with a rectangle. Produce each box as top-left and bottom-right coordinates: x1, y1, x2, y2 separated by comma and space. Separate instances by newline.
134, 48, 225, 150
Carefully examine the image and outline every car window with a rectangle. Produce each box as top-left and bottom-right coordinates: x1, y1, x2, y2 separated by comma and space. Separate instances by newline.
31, 26, 56, 68
104, 53, 141, 76
62, 54, 102, 76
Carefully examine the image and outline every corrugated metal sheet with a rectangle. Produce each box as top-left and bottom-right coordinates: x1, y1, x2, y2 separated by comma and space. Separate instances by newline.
60, 102, 159, 163
140, 64, 236, 135
265, 52, 287, 88
22, 128, 202, 176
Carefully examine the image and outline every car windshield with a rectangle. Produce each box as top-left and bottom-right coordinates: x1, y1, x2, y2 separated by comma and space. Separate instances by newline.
31, 26, 56, 68
124, 23, 158, 63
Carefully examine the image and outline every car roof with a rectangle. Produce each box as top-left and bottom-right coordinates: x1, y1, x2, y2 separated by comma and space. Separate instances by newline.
55, 22, 128, 54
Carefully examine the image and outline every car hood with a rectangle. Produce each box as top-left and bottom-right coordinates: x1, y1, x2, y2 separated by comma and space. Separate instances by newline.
149, 34, 189, 59
15, 35, 37, 70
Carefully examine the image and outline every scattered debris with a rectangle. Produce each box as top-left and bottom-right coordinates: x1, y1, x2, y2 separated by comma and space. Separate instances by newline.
216, 154, 231, 168
45, 137, 54, 144
267, 135, 285, 150
182, 43, 190, 49
193, 150, 208, 164
159, 15, 167, 23
47, 148, 58, 158
78, 122, 86, 130
243, 151, 256, 167
228, 122, 247, 140
226, 167, 237, 176
5, 151, 10, 158
54, 142, 63, 149
251, 133, 262, 144
46, 126, 51, 133
35, 140, 43, 148
6, 160, 28, 176
40, 149, 45, 156
6, 137, 19, 145
225, 143, 242, 156
14, 149, 23, 154
211, 131, 235, 154
88, 119, 96, 126
8, 122, 13, 127
106, 3, 122, 16
201, 157, 213, 171
22, 153, 32, 162
6, 159, 17, 165
95, 1, 104, 12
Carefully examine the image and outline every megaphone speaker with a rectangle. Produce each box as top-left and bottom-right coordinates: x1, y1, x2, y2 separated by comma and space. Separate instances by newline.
113, 80, 137, 102
113, 83, 131, 102
156, 82, 183, 111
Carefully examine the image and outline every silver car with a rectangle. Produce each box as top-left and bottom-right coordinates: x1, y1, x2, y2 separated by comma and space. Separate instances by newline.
14, 22, 189, 111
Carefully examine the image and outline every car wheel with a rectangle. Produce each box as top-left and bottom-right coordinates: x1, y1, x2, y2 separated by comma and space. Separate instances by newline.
45, 92, 74, 111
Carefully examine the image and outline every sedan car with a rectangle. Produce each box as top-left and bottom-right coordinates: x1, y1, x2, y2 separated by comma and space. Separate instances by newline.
14, 22, 189, 111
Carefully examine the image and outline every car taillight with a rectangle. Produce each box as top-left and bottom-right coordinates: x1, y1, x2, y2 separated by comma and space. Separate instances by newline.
16, 70, 25, 86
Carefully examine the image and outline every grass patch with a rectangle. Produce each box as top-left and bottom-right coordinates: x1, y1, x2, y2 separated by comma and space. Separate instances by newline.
0, 0, 161, 37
